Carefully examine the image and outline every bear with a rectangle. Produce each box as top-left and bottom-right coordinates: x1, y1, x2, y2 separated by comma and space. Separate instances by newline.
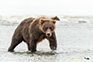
8, 16, 60, 52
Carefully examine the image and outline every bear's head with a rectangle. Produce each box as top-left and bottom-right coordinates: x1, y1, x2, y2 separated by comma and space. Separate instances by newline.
40, 16, 60, 37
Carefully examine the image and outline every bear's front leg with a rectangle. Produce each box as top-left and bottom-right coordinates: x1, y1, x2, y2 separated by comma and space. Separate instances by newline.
29, 39, 37, 52
47, 32, 57, 51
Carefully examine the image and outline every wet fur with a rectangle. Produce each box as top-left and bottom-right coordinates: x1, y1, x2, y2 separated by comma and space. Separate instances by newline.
8, 16, 58, 52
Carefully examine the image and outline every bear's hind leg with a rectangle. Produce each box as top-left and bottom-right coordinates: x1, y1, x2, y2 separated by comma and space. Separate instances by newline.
8, 36, 23, 52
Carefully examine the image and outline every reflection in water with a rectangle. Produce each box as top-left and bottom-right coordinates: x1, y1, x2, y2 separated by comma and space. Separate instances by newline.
13, 51, 57, 56
8, 51, 59, 62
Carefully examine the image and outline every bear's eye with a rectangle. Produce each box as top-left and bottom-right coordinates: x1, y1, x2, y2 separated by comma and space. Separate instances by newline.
44, 27, 48, 31
50, 27, 53, 31
45, 27, 48, 30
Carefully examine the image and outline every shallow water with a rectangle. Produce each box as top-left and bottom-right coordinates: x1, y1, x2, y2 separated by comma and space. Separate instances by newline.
0, 19, 93, 62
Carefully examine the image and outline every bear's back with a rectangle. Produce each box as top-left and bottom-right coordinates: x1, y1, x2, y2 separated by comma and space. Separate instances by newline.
20, 17, 35, 26
14, 17, 35, 38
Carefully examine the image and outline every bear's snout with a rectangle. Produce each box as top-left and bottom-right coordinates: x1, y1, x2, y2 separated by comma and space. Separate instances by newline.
47, 33, 50, 36
46, 33, 52, 37
46, 29, 52, 37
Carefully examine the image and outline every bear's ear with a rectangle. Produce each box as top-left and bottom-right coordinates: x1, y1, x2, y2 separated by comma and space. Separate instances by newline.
52, 21, 56, 24
51, 16, 60, 21
40, 19, 45, 24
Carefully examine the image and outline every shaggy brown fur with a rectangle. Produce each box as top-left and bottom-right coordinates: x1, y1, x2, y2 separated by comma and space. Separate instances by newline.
8, 16, 60, 52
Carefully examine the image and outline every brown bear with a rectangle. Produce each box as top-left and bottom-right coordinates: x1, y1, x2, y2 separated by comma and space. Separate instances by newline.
8, 16, 60, 52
